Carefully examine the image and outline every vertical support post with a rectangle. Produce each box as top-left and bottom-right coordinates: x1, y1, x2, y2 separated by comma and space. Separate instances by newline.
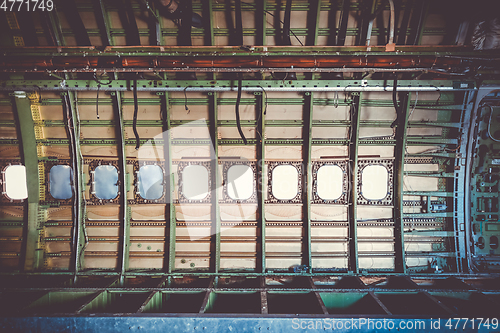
257, 0, 267, 46
43, 11, 65, 46
407, 0, 429, 45
455, 91, 474, 272
63, 92, 85, 277
348, 93, 361, 274
307, 0, 322, 46
394, 90, 410, 273
63, 0, 91, 46
161, 92, 176, 275
112, 91, 130, 283
93, 0, 112, 46
202, 0, 216, 81
257, 92, 266, 273
368, 291, 392, 315
327, 0, 338, 46
14, 92, 41, 271
260, 276, 268, 314
303, 92, 313, 271
149, 2, 162, 46
203, 0, 214, 46
199, 277, 215, 313
308, 277, 328, 314
256, 0, 267, 80
302, 1, 321, 269
120, 0, 140, 46
397, 0, 413, 45
336, 0, 350, 46
355, 0, 373, 46
209, 92, 220, 277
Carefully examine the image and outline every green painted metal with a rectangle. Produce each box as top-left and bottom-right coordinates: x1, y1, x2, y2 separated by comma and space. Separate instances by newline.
0, 79, 473, 91
0, 137, 457, 147
404, 230, 455, 237
46, 11, 65, 46
26, 26, 450, 40
0, 269, 489, 277
394, 92, 411, 274
403, 191, 454, 197
404, 213, 454, 218
348, 93, 361, 274
3, 42, 484, 56
161, 92, 176, 275
257, 92, 266, 273
6, 119, 462, 129
13, 92, 41, 271
17, 96, 459, 108
404, 171, 455, 178
95, 0, 112, 46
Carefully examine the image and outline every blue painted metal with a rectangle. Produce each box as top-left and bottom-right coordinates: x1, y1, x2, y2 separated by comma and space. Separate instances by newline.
0, 316, 492, 332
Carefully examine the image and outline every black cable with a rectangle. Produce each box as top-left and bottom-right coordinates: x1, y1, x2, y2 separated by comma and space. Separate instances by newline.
235, 0, 243, 46
93, 72, 113, 86
282, 0, 292, 45
255, 87, 268, 140
93, 73, 113, 120
258, 86, 268, 115
390, 79, 399, 128
96, 85, 100, 119
235, 78, 247, 145
184, 87, 190, 113
133, 80, 140, 150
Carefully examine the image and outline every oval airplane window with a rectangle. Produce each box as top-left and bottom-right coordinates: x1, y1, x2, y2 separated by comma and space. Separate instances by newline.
138, 165, 164, 200
94, 165, 119, 200
272, 165, 298, 200
317, 165, 343, 200
5, 165, 27, 200
50, 165, 74, 200
361, 165, 388, 200
182, 165, 209, 200
227, 164, 254, 200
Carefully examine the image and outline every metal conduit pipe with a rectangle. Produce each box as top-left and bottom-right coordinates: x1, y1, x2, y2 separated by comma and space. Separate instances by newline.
387, 0, 395, 45
1, 86, 468, 92
365, 0, 396, 47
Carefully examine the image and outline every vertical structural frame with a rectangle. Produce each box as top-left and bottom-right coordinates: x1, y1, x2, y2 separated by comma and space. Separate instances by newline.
301, 0, 322, 273
93, 0, 112, 46
14, 92, 41, 271
64, 91, 85, 276
257, 91, 266, 273
394, 90, 411, 273
112, 91, 130, 282
348, 93, 361, 273
161, 92, 176, 274
454, 90, 474, 272
209, 92, 220, 276
303, 91, 313, 271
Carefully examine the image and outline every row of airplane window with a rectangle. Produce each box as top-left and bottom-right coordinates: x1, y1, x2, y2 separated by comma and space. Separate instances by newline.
2, 163, 390, 202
